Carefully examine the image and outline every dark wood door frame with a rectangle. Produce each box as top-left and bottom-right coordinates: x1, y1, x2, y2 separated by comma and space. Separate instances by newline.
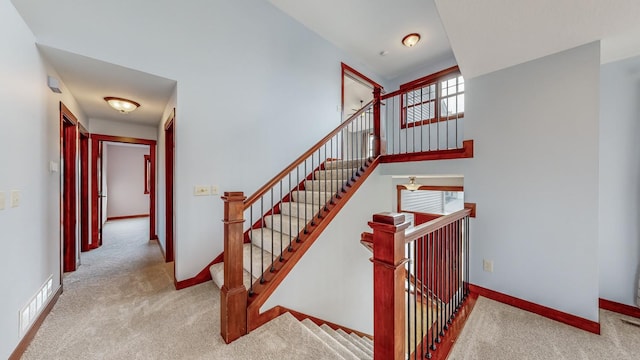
79, 125, 90, 252
60, 103, 78, 273
164, 109, 175, 263
89, 134, 157, 248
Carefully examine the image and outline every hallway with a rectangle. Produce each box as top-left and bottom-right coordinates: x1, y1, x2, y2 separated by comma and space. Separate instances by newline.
21, 218, 342, 359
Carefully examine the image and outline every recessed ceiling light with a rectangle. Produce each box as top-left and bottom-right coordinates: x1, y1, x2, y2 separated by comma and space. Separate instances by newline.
402, 33, 421, 47
380, 50, 389, 56
104, 97, 141, 114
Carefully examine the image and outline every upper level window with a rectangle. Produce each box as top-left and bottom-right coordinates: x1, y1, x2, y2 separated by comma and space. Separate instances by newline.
401, 66, 464, 129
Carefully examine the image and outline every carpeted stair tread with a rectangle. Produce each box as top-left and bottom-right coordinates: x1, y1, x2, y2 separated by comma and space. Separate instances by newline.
304, 179, 344, 192
320, 324, 371, 359
209, 262, 255, 290
314, 168, 360, 181
300, 319, 359, 360
263, 214, 308, 236
291, 190, 334, 205
243, 243, 277, 277
247, 229, 292, 257
349, 333, 373, 352
324, 159, 369, 170
337, 329, 373, 357
279, 201, 320, 219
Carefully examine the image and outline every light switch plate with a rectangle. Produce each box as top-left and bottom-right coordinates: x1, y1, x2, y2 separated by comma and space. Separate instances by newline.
0, 191, 5, 210
210, 185, 219, 195
193, 185, 210, 196
10, 190, 20, 208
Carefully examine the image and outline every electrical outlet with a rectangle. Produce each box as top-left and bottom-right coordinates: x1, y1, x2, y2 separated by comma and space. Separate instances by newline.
0, 191, 5, 210
483, 259, 494, 273
10, 190, 20, 208
193, 185, 210, 196
210, 185, 219, 195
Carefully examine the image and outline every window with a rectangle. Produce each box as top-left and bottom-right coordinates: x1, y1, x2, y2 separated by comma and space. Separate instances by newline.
397, 185, 464, 215
400, 66, 464, 129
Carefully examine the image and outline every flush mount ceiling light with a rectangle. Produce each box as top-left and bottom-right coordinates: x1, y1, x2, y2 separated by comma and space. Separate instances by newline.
403, 176, 421, 191
104, 97, 141, 114
402, 33, 421, 47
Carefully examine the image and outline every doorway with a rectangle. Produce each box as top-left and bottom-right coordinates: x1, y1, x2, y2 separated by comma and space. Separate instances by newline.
60, 103, 78, 273
90, 135, 157, 248
164, 110, 175, 263
341, 63, 381, 121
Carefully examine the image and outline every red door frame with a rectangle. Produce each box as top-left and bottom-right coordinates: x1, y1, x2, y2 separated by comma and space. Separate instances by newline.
79, 125, 90, 252
164, 109, 175, 263
60, 103, 78, 272
90, 134, 157, 247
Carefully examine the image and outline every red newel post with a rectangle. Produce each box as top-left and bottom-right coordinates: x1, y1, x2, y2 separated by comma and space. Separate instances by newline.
373, 87, 384, 156
220, 191, 248, 343
369, 212, 410, 360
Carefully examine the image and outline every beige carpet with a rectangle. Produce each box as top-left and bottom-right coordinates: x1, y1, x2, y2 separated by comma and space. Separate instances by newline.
21, 218, 345, 360
448, 296, 640, 360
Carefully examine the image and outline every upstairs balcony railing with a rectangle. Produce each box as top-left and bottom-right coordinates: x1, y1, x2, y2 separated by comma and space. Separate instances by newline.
363, 208, 471, 360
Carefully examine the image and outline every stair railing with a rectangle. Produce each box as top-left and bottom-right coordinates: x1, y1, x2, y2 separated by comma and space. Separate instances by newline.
364, 209, 471, 360
381, 66, 465, 155
221, 98, 381, 343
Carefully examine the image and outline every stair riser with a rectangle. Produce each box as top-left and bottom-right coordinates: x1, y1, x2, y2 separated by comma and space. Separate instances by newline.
314, 169, 358, 181
291, 191, 333, 205
248, 229, 292, 254
324, 159, 368, 170
304, 180, 344, 192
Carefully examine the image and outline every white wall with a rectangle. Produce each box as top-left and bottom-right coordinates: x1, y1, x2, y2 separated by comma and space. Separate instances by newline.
90, 118, 157, 140
28, 0, 386, 281
105, 144, 150, 218
381, 43, 601, 322
464, 42, 601, 321
599, 56, 640, 306
263, 167, 392, 334
0, 0, 87, 356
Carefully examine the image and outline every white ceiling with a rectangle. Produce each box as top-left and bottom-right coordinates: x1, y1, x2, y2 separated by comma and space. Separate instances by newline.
434, 0, 640, 79
38, 45, 176, 126
343, 76, 373, 119
268, 0, 455, 81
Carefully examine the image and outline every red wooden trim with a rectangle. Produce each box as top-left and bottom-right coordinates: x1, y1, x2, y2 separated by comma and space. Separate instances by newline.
174, 252, 225, 290
599, 298, 640, 318
106, 214, 150, 221
149, 144, 157, 240
79, 131, 90, 252
61, 102, 78, 273
247, 158, 381, 330
164, 112, 175, 262
469, 284, 601, 334
399, 65, 460, 92
144, 154, 150, 194
464, 202, 477, 218
341, 62, 382, 91
244, 101, 374, 209
8, 286, 63, 360
414, 292, 478, 360
284, 306, 373, 339
89, 134, 156, 146
90, 138, 100, 250
381, 139, 474, 163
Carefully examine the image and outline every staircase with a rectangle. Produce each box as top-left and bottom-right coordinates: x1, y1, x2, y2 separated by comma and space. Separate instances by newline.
262, 312, 374, 360
209, 158, 368, 291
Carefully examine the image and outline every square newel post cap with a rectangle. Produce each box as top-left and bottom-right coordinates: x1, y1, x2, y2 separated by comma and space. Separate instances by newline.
222, 191, 246, 202
368, 212, 411, 233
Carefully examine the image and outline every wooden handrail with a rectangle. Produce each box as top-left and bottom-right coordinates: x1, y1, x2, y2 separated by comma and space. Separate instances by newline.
404, 208, 470, 244
243, 99, 376, 209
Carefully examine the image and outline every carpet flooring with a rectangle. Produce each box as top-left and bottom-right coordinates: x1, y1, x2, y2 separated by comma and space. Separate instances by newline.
21, 218, 344, 360
448, 296, 640, 360
21, 218, 640, 359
